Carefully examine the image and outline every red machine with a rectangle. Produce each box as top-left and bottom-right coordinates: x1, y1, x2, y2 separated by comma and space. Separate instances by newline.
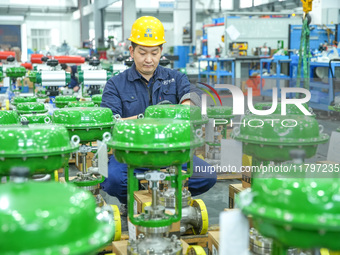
30, 54, 85, 64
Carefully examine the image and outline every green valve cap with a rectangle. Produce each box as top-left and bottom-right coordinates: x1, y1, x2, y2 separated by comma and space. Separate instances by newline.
5, 66, 26, 78
54, 95, 78, 108
237, 172, 340, 250
144, 104, 208, 126
0, 111, 19, 125
0, 124, 79, 176
20, 113, 52, 124
11, 96, 37, 106
231, 115, 329, 161
67, 101, 95, 108
0, 180, 115, 254
16, 102, 48, 114
92, 94, 102, 106
207, 106, 234, 120
107, 118, 204, 168
53, 107, 116, 143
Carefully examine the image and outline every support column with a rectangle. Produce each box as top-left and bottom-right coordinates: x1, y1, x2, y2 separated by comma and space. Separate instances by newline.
93, 1, 105, 48
122, 0, 136, 41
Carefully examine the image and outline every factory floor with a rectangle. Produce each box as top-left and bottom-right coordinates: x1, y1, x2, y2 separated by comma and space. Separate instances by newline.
96, 91, 340, 231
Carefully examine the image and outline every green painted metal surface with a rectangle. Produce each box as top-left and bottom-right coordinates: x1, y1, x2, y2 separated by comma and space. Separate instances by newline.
144, 104, 208, 126
207, 106, 234, 121
0, 124, 79, 175
16, 102, 48, 114
11, 96, 37, 106
28, 71, 37, 83
0, 181, 115, 255
92, 94, 102, 106
20, 113, 52, 124
0, 111, 19, 125
237, 170, 340, 250
231, 115, 329, 161
54, 95, 77, 108
68, 101, 95, 108
52, 107, 115, 142
0, 71, 3, 81
5, 67, 26, 78
254, 102, 313, 116
107, 119, 204, 168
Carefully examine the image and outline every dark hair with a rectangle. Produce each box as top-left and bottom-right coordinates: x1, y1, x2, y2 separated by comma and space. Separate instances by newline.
60, 63, 68, 70
131, 41, 163, 50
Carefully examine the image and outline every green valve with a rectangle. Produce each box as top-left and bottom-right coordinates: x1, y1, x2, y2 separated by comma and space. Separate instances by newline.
0, 181, 115, 255
0, 71, 3, 82
92, 94, 102, 106
67, 101, 95, 108
231, 115, 329, 162
0, 111, 19, 125
11, 96, 37, 106
20, 113, 52, 124
5, 66, 26, 78
28, 71, 37, 83
78, 70, 84, 82
144, 104, 208, 126
107, 118, 204, 168
54, 95, 77, 108
107, 71, 112, 80
0, 124, 79, 176
16, 102, 48, 114
53, 107, 116, 143
207, 106, 234, 120
237, 168, 340, 251
254, 102, 313, 116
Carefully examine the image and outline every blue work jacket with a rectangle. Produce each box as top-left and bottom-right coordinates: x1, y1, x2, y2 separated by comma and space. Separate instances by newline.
101, 63, 192, 118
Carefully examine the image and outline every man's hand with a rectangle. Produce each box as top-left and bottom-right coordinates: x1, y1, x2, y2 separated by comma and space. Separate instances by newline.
181, 99, 193, 105
122, 115, 138, 120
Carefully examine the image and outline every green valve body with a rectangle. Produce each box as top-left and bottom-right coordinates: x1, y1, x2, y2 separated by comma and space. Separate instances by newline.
107, 118, 204, 168
254, 102, 313, 116
16, 102, 47, 114
0, 181, 115, 255
20, 113, 52, 124
68, 101, 95, 108
0, 71, 3, 81
28, 71, 37, 83
92, 94, 102, 106
0, 111, 19, 125
11, 96, 37, 106
5, 66, 26, 78
144, 104, 208, 126
237, 170, 340, 250
0, 124, 78, 176
231, 115, 329, 162
54, 95, 77, 108
52, 107, 115, 143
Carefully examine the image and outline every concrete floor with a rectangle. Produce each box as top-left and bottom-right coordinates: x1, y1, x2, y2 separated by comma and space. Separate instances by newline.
98, 92, 340, 230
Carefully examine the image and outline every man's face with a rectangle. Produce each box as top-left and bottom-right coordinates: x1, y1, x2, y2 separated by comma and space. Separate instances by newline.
129, 45, 162, 78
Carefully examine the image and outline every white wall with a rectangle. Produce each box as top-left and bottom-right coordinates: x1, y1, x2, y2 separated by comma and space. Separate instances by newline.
25, 15, 81, 50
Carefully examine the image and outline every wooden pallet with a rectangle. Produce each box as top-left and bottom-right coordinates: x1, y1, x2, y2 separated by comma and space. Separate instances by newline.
217, 173, 242, 180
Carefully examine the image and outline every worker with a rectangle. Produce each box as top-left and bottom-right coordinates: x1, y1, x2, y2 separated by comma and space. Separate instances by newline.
100, 16, 217, 214
61, 64, 80, 92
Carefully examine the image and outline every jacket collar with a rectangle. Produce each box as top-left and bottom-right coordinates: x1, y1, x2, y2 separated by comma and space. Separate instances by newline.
127, 63, 168, 82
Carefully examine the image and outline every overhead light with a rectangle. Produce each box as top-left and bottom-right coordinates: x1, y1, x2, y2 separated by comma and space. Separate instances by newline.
0, 16, 24, 21
29, 12, 68, 17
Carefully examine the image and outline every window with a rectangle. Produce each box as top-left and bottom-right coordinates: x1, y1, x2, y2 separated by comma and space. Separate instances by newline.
31, 29, 51, 51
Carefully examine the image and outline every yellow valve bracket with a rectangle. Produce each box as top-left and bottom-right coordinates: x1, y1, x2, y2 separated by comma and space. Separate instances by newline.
5, 100, 9, 110
110, 204, 121, 241
191, 199, 209, 235
320, 249, 340, 255
142, 201, 152, 213
186, 245, 206, 255
301, 0, 313, 13
54, 170, 59, 182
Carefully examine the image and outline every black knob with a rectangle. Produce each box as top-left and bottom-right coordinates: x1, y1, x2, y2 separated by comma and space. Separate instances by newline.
85, 56, 92, 62
41, 56, 49, 62
7, 55, 15, 62
21, 120, 30, 126
46, 59, 59, 67
10, 167, 29, 178
159, 56, 170, 66
89, 59, 100, 66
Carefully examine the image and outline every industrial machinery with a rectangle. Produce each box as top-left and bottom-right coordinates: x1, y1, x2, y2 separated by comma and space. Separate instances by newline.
106, 117, 204, 254
54, 95, 78, 108
0, 110, 20, 125
92, 94, 102, 107
15, 102, 48, 115
29, 58, 71, 99
67, 101, 95, 108
52, 107, 117, 207
143, 104, 209, 235
19, 112, 52, 124
10, 95, 37, 110
232, 112, 334, 254
205, 106, 234, 166
78, 58, 112, 97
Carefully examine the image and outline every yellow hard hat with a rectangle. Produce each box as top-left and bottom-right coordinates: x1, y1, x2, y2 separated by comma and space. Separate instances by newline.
128, 16, 166, 47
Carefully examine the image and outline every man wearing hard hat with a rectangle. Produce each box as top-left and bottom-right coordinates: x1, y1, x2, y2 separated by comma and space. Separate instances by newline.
101, 16, 216, 214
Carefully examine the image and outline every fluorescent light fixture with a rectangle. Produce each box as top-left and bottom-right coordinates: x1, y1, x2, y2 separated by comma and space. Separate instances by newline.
29, 12, 68, 17
0, 16, 24, 21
